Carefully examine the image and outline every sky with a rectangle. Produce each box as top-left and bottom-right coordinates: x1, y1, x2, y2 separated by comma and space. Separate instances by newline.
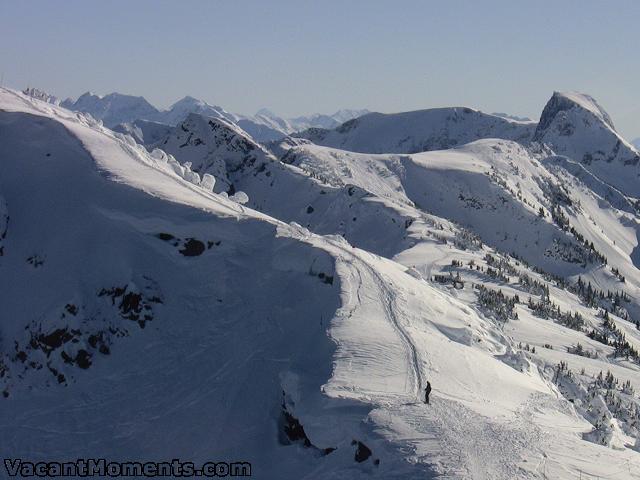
1, 0, 639, 138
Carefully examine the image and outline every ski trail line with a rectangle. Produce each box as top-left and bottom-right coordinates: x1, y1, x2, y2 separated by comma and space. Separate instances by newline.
334, 241, 424, 400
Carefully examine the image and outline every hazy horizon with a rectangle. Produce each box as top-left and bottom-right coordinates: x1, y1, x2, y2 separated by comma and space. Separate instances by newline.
2, 0, 639, 138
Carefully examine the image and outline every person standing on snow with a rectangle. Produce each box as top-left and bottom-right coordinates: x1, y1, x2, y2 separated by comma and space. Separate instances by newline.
424, 381, 432, 404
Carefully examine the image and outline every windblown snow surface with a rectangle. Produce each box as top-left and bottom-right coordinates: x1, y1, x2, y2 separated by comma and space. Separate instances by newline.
2, 88, 640, 479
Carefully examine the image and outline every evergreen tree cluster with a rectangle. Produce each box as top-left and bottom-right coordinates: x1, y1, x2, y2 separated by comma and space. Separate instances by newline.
574, 277, 632, 321
452, 228, 483, 251
518, 342, 536, 354
567, 342, 596, 358
432, 271, 464, 289
526, 295, 585, 331
538, 178, 607, 266
587, 311, 640, 363
516, 272, 549, 297
474, 284, 519, 323
611, 267, 626, 283
484, 253, 519, 277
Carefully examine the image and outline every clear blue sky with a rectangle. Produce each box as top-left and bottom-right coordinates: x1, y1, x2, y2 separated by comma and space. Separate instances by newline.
1, 0, 639, 137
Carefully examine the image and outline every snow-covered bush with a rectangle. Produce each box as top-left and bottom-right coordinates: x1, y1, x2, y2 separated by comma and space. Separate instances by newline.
499, 348, 534, 374
169, 160, 185, 177
163, 158, 203, 187
183, 169, 201, 186
553, 362, 640, 448
22, 87, 60, 105
150, 148, 168, 163
230, 191, 249, 205
201, 173, 216, 192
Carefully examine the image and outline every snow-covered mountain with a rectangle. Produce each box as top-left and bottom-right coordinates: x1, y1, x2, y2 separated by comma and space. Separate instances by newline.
153, 113, 276, 194
61, 90, 369, 143
157, 95, 237, 126
295, 107, 536, 154
61, 91, 160, 128
197, 106, 370, 142
3, 87, 640, 479
533, 91, 640, 198
288, 109, 371, 131
492, 112, 533, 122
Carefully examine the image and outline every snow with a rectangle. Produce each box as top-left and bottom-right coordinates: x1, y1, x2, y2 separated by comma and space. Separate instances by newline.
230, 191, 249, 204
1, 86, 640, 479
112, 119, 173, 145
201, 173, 216, 192
534, 91, 640, 198
295, 107, 536, 154
60, 90, 369, 143
61, 91, 160, 128
552, 91, 616, 129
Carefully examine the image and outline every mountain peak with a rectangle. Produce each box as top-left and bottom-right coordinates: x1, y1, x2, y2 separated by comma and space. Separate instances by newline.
537, 91, 615, 134
61, 91, 158, 127
534, 91, 639, 197
255, 107, 278, 118
77, 90, 100, 99
170, 95, 207, 109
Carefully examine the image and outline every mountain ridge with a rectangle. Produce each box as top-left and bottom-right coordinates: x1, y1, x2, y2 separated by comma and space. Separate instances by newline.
4, 86, 640, 479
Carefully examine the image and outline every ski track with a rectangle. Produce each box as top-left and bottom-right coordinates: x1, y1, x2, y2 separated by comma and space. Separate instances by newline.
316, 238, 557, 479
330, 240, 424, 400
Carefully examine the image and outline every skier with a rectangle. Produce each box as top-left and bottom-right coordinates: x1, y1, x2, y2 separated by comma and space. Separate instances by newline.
424, 381, 432, 404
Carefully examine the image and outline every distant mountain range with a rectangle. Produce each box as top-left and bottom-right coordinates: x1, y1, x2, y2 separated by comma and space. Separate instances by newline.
58, 90, 369, 142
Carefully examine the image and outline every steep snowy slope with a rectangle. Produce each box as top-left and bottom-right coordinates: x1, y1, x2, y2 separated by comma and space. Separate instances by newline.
152, 113, 276, 194
112, 118, 173, 146
282, 141, 637, 279
61, 91, 160, 127
2, 88, 640, 479
236, 117, 288, 142
152, 113, 415, 257
295, 107, 536, 154
533, 91, 640, 198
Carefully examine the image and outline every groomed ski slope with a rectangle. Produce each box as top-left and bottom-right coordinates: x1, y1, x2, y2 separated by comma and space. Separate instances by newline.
1, 88, 639, 479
